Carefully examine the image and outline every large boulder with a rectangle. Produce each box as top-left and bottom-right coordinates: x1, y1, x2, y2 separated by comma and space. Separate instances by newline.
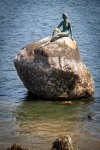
14, 37, 95, 99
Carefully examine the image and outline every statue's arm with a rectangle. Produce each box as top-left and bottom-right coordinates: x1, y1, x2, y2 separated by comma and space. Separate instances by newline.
68, 21, 72, 37
58, 21, 62, 28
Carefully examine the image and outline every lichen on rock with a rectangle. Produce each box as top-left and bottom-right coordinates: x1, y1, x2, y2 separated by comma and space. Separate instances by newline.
14, 37, 95, 99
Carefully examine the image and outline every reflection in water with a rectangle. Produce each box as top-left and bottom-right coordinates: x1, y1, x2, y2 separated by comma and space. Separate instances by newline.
13, 92, 97, 150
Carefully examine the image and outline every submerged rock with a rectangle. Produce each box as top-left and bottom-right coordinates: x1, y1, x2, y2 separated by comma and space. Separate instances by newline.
14, 37, 95, 99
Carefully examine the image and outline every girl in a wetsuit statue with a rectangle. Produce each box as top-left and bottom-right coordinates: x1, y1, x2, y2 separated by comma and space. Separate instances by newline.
51, 13, 73, 41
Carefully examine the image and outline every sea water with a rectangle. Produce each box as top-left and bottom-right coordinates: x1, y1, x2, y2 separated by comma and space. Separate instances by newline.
0, 0, 100, 149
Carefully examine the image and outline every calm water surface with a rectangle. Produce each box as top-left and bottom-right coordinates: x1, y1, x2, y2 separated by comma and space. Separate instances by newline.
0, 0, 100, 149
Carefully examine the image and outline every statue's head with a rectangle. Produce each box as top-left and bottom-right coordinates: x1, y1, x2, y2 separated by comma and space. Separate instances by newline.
62, 13, 68, 19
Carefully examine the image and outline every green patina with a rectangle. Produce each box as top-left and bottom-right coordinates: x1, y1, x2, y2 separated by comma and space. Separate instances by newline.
51, 13, 73, 42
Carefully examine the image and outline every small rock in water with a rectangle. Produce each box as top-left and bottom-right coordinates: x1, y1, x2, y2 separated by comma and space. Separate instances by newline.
7, 143, 30, 150
51, 135, 78, 150
88, 114, 95, 120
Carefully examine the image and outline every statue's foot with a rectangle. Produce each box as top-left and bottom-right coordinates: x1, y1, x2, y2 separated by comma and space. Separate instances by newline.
50, 36, 61, 42
70, 37, 74, 40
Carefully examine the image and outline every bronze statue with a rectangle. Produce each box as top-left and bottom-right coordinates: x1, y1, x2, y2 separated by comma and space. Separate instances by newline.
51, 13, 73, 41
39, 13, 73, 48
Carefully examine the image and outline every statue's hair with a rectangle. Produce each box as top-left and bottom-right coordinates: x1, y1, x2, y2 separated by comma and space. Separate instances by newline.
62, 13, 68, 18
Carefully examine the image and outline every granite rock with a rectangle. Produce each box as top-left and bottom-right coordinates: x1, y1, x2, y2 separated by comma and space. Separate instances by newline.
14, 37, 95, 99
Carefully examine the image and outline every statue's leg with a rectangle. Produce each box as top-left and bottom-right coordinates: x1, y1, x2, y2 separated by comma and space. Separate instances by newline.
52, 28, 61, 36
50, 30, 71, 42
58, 31, 74, 40
57, 31, 69, 37
51, 28, 61, 42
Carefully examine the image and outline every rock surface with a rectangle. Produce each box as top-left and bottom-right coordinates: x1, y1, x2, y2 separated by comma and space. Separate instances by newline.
14, 37, 95, 99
